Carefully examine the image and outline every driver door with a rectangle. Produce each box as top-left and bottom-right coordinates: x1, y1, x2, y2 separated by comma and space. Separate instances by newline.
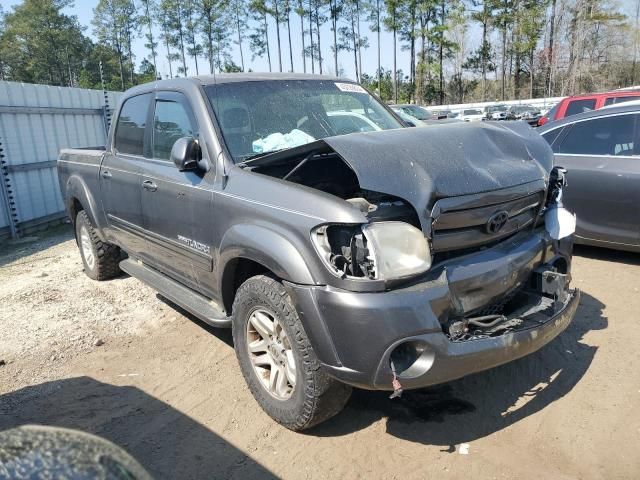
139, 91, 215, 292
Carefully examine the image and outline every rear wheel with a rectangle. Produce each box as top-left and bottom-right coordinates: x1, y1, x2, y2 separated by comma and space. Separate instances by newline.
75, 210, 121, 281
232, 275, 351, 431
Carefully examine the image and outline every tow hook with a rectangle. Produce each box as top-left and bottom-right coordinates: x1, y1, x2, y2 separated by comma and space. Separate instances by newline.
389, 360, 404, 399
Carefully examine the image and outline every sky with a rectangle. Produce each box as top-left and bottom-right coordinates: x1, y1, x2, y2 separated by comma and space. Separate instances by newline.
4, 0, 415, 81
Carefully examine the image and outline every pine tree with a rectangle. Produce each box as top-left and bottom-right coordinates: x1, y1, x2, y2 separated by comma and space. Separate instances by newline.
140, 0, 158, 79
295, 0, 307, 72
249, 0, 273, 72
384, 0, 401, 102
230, 0, 248, 71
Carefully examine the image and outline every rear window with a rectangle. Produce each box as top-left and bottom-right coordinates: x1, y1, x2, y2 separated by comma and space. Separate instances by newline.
114, 93, 152, 156
565, 98, 596, 117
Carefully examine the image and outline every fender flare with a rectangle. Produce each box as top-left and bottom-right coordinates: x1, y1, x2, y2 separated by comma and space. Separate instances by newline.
65, 174, 107, 240
218, 224, 315, 287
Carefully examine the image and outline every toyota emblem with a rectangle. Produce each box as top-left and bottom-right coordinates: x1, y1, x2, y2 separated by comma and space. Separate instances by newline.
485, 211, 509, 234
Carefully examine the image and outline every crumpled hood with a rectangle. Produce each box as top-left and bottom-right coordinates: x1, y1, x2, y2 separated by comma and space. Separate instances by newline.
321, 121, 553, 212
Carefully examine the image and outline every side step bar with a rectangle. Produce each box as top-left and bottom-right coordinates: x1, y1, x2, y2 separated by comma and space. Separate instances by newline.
120, 258, 231, 328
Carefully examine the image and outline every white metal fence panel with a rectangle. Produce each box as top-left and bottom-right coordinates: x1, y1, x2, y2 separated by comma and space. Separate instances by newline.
424, 96, 566, 113
0, 81, 122, 239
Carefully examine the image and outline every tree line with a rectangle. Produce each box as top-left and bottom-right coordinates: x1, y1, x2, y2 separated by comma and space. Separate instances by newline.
0, 0, 637, 105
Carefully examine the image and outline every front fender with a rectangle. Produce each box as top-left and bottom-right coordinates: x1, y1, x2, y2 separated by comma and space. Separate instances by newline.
218, 224, 315, 286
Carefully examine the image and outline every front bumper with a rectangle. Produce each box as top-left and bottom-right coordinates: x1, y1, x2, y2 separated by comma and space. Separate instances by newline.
285, 229, 578, 390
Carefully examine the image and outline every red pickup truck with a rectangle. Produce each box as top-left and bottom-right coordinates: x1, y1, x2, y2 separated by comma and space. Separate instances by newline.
538, 90, 640, 126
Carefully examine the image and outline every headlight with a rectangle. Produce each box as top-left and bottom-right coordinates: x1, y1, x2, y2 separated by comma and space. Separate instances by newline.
363, 222, 431, 280
311, 222, 431, 281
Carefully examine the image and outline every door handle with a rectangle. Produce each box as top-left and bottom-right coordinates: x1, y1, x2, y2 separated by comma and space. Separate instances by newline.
142, 180, 157, 192
101, 170, 112, 179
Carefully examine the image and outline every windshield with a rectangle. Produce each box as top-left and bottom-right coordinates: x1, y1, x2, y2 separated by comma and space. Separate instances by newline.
488, 105, 507, 112
204, 80, 403, 161
464, 109, 482, 115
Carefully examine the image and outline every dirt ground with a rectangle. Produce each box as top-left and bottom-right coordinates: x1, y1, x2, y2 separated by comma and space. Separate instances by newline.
1, 225, 639, 479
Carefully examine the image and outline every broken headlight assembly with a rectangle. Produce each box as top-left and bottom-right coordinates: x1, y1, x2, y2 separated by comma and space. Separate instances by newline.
312, 221, 432, 281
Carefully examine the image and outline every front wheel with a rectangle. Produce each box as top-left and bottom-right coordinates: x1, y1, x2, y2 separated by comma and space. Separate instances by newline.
232, 275, 351, 431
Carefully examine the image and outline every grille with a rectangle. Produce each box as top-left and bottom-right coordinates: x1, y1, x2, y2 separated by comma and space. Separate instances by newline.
431, 188, 545, 255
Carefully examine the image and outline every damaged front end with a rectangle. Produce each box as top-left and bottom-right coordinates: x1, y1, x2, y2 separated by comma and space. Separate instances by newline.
441, 165, 577, 344
244, 123, 579, 390
445, 268, 573, 343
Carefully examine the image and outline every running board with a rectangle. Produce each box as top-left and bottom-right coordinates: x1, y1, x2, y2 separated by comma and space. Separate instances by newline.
120, 258, 231, 328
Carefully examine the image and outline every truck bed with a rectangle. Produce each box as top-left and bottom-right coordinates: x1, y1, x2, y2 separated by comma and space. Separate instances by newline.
57, 148, 107, 224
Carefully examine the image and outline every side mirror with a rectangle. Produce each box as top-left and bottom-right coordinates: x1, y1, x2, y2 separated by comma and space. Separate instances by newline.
171, 137, 201, 171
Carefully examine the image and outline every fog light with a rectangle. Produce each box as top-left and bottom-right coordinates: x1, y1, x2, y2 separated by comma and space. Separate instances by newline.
389, 340, 435, 379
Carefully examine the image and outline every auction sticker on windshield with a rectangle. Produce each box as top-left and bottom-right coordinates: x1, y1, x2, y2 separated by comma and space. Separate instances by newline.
335, 83, 367, 93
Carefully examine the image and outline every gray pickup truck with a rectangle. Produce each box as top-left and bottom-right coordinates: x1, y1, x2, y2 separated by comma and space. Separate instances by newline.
58, 73, 579, 430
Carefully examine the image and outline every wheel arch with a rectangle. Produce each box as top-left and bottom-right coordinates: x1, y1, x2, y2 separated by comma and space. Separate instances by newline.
218, 224, 316, 314
65, 174, 107, 240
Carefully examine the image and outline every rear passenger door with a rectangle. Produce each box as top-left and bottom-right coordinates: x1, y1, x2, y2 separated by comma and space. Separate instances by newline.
553, 112, 640, 247
139, 91, 215, 292
100, 93, 153, 257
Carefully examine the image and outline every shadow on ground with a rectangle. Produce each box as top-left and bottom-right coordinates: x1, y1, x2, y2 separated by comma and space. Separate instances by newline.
0, 224, 73, 268
574, 244, 640, 266
309, 291, 606, 451
0, 377, 276, 480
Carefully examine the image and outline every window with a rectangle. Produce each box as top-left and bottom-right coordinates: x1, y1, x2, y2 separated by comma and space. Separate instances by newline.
604, 95, 639, 106
152, 98, 196, 160
557, 114, 637, 156
564, 98, 596, 117
114, 93, 152, 155
205, 80, 402, 161
542, 127, 565, 151
545, 103, 560, 121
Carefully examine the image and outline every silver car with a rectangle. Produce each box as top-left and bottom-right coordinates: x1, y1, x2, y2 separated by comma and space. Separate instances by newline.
539, 104, 640, 252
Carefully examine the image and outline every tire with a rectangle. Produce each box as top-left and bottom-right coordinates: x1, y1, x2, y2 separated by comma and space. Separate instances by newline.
75, 210, 121, 281
232, 275, 352, 431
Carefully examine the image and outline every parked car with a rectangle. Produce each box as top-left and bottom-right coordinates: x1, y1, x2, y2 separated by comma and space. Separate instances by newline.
327, 110, 382, 133
431, 109, 452, 119
390, 104, 436, 121
507, 104, 542, 125
486, 104, 509, 120
391, 107, 427, 127
459, 108, 485, 122
392, 107, 462, 127
58, 73, 579, 431
537, 89, 640, 126
539, 103, 640, 252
